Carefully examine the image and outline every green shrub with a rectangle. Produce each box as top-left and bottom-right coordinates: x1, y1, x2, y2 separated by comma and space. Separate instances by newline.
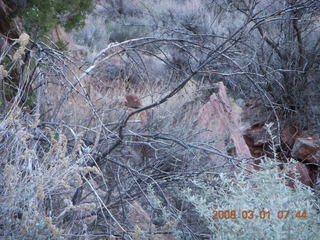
13, 0, 93, 35
182, 158, 320, 240
147, 157, 320, 239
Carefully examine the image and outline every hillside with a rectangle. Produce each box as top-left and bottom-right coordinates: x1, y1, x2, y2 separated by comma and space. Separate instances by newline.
0, 0, 320, 239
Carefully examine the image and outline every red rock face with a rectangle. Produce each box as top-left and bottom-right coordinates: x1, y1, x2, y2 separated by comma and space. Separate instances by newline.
197, 82, 252, 160
125, 94, 142, 108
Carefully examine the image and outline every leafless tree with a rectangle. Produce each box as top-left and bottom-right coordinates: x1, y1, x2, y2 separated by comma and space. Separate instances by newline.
1, 0, 319, 239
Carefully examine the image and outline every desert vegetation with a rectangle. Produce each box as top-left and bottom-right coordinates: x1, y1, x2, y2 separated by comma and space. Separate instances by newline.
0, 0, 320, 239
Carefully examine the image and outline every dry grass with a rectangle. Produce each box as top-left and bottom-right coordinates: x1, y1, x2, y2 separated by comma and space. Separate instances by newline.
0, 109, 93, 239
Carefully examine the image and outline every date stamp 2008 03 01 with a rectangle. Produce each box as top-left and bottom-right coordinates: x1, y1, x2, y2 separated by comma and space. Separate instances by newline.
209, 209, 310, 220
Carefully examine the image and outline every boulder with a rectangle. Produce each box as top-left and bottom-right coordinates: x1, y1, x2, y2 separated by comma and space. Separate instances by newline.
125, 94, 142, 109
281, 124, 299, 148
243, 124, 269, 157
304, 150, 320, 165
124, 94, 151, 126
286, 162, 313, 187
291, 137, 320, 164
244, 124, 269, 147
